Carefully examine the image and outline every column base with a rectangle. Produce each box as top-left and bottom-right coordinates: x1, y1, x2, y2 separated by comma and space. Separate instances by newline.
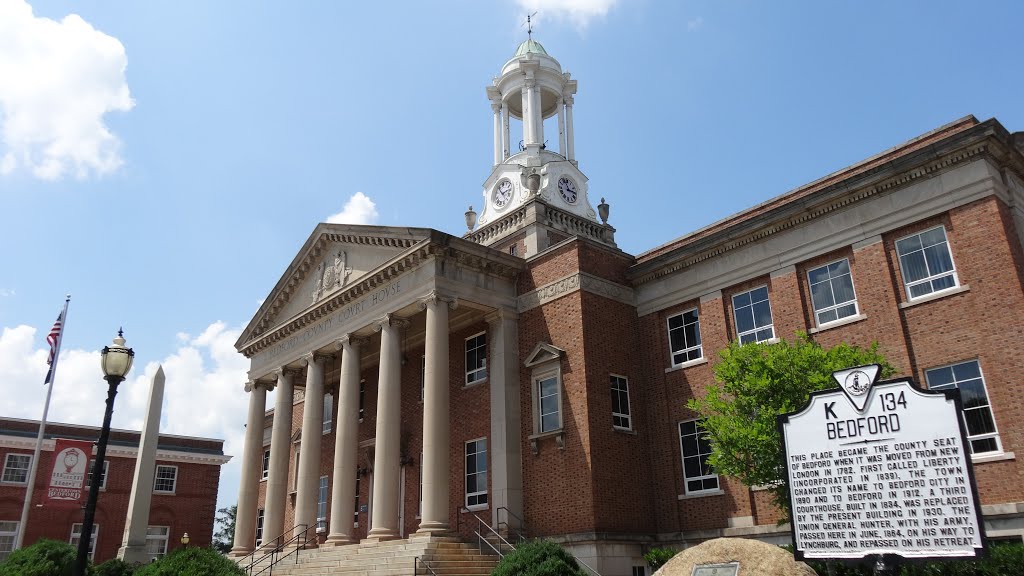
322, 534, 356, 547
414, 521, 451, 536
362, 529, 400, 543
228, 545, 254, 557
117, 544, 150, 565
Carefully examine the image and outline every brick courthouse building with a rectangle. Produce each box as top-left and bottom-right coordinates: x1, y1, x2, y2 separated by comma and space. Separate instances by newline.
229, 39, 1024, 574
0, 418, 229, 563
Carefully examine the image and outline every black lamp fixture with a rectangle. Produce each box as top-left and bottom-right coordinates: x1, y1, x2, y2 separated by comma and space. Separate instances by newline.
73, 329, 134, 576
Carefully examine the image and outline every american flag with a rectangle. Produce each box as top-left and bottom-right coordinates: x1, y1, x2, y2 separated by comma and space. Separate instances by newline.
44, 312, 64, 385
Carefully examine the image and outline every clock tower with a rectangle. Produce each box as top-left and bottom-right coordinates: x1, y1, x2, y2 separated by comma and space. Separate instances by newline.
464, 38, 616, 257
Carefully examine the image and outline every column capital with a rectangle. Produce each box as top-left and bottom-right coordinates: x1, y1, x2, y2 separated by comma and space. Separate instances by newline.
244, 380, 274, 393
418, 291, 457, 311
373, 313, 410, 333
299, 351, 332, 366
490, 100, 502, 113
563, 94, 574, 106
334, 333, 370, 352
485, 308, 519, 326
273, 367, 301, 379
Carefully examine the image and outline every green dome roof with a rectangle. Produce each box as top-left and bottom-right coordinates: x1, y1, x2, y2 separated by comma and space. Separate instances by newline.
514, 39, 548, 57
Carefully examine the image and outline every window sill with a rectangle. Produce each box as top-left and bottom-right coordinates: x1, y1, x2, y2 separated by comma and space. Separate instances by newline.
529, 429, 565, 454
972, 451, 1015, 464
678, 489, 725, 500
465, 504, 489, 513
899, 284, 970, 309
665, 357, 708, 373
463, 379, 488, 390
809, 314, 868, 334
612, 426, 637, 435
153, 491, 176, 496
1, 481, 28, 486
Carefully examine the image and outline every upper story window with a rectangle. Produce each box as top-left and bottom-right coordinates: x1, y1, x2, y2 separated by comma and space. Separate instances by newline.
323, 393, 333, 434
808, 259, 858, 325
86, 460, 109, 490
255, 509, 265, 547
679, 419, 718, 495
610, 375, 632, 431
261, 449, 271, 480
667, 309, 702, 365
537, 374, 562, 433
466, 332, 487, 385
2, 454, 31, 484
896, 226, 959, 300
317, 475, 329, 531
732, 286, 774, 344
153, 465, 177, 493
926, 360, 1001, 455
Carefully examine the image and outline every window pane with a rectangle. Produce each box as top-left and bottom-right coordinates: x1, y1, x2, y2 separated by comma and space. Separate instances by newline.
541, 413, 559, 432
811, 281, 834, 308
964, 409, 996, 436
733, 291, 751, 308
734, 308, 754, 334
900, 253, 928, 283
896, 234, 922, 255
924, 244, 953, 275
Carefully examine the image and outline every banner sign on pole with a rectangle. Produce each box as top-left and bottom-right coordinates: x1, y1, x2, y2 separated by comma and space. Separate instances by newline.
45, 438, 93, 507
778, 365, 986, 562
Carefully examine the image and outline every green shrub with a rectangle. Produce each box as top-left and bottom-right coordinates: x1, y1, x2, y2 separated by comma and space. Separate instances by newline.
491, 539, 586, 576
92, 558, 134, 576
643, 547, 678, 573
132, 547, 244, 576
0, 539, 85, 576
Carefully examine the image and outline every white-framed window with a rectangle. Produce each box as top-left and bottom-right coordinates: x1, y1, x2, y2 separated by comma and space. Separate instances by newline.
323, 393, 333, 434
896, 226, 959, 300
537, 373, 562, 433
808, 258, 858, 325
926, 360, 1001, 455
611, 375, 632, 430
255, 509, 265, 547
87, 460, 109, 490
679, 419, 719, 495
261, 449, 271, 480
465, 438, 488, 509
145, 526, 169, 560
667, 308, 702, 365
0, 521, 18, 562
293, 449, 301, 491
70, 523, 99, 561
359, 380, 365, 421
732, 286, 774, 344
2, 454, 31, 484
465, 332, 487, 385
153, 465, 177, 493
317, 475, 329, 532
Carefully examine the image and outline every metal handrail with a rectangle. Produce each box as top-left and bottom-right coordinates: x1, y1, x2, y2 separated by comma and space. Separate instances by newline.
239, 523, 316, 576
461, 507, 516, 558
496, 506, 528, 543
413, 555, 439, 576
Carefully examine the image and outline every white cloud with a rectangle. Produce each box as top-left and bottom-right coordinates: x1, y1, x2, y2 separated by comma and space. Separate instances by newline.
0, 288, 14, 297
516, 0, 617, 31
0, 321, 250, 511
688, 16, 704, 31
0, 0, 134, 180
326, 192, 379, 225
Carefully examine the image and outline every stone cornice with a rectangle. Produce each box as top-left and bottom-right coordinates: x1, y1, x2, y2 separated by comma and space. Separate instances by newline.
0, 436, 231, 466
518, 272, 635, 312
630, 132, 1001, 286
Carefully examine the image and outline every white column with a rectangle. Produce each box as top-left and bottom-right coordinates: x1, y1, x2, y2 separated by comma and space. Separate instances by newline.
263, 368, 295, 545
487, 310, 523, 529
417, 293, 452, 534
367, 315, 406, 541
325, 335, 364, 546
502, 102, 510, 159
492, 101, 502, 167
118, 367, 166, 563
565, 95, 575, 162
557, 98, 566, 156
294, 353, 326, 544
230, 380, 268, 556
532, 81, 543, 147
520, 83, 532, 146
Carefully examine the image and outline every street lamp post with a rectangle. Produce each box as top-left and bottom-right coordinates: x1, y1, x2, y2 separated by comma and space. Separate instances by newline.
74, 329, 134, 576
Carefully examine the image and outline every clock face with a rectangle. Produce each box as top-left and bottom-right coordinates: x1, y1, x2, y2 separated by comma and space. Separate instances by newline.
557, 176, 578, 204
494, 179, 513, 208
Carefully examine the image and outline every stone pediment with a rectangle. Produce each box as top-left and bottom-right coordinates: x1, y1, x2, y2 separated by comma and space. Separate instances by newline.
523, 342, 565, 367
236, 224, 435, 351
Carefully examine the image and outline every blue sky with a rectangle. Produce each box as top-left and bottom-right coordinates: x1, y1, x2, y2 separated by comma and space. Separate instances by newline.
2, 0, 1022, 515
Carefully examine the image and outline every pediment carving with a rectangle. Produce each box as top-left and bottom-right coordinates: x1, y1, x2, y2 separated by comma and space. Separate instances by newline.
524, 342, 565, 367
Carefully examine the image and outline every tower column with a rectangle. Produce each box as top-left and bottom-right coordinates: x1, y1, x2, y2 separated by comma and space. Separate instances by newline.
491, 101, 502, 167
532, 80, 543, 147
294, 353, 326, 543
521, 81, 533, 146
486, 309, 524, 529
263, 368, 295, 545
366, 315, 406, 541
502, 102, 510, 159
325, 335, 365, 546
565, 95, 575, 162
418, 293, 453, 534
230, 381, 268, 556
557, 97, 566, 156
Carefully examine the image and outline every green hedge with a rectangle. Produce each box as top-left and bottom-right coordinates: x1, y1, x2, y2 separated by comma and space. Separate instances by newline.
132, 547, 245, 576
0, 539, 83, 576
492, 539, 587, 576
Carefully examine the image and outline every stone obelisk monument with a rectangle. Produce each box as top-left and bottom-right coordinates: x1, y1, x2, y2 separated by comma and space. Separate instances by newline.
117, 366, 165, 564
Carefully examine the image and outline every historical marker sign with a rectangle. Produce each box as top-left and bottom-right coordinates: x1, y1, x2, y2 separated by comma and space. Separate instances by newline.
779, 365, 985, 561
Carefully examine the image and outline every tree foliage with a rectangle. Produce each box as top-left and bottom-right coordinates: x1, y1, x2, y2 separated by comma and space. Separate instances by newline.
212, 504, 237, 554
492, 540, 587, 576
688, 334, 894, 520
132, 547, 244, 576
643, 547, 678, 572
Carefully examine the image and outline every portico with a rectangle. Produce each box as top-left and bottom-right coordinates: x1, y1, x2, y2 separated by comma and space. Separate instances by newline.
230, 227, 524, 555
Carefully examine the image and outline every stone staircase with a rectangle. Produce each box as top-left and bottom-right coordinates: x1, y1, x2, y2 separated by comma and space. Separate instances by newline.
240, 536, 499, 576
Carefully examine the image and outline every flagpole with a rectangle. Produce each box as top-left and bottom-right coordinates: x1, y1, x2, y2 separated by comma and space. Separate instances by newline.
14, 294, 71, 551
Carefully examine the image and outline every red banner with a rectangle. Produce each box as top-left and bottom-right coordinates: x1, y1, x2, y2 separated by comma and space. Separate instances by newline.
45, 438, 92, 507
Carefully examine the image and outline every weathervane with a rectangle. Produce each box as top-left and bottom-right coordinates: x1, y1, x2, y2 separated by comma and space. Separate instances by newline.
523, 12, 537, 40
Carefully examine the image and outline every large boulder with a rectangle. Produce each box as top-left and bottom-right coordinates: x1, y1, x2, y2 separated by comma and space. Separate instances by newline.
653, 538, 816, 576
